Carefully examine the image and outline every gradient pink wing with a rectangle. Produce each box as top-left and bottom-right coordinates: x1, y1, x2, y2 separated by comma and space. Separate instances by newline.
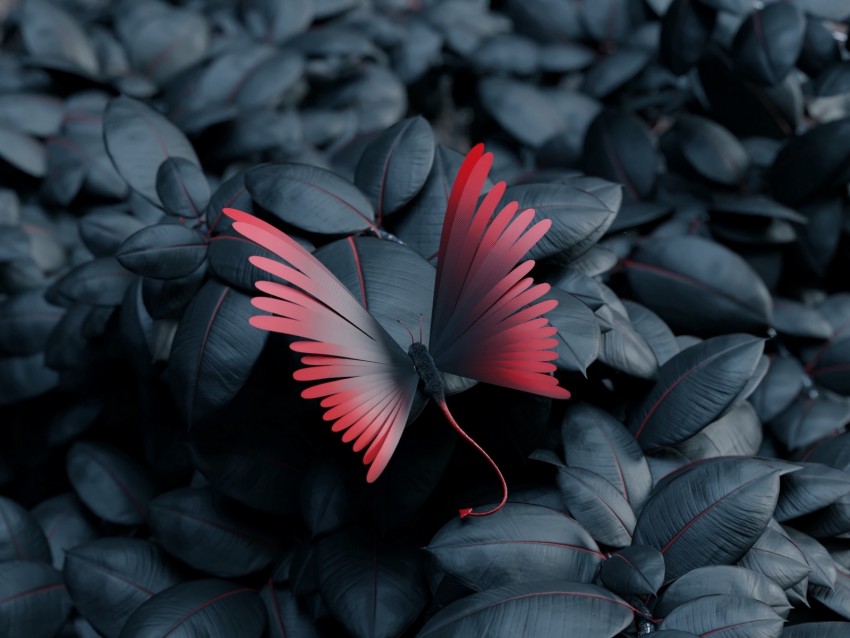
429, 145, 570, 400
223, 208, 419, 482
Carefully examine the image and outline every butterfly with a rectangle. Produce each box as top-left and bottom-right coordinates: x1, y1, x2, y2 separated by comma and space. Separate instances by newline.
224, 143, 570, 517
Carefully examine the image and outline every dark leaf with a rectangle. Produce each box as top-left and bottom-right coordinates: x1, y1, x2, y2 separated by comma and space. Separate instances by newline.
624, 236, 773, 335
504, 183, 617, 262
317, 529, 427, 638
660, 0, 717, 75
116, 225, 208, 280
545, 287, 600, 374
634, 458, 781, 581
655, 565, 791, 618
600, 545, 664, 597
0, 353, 59, 403
49, 257, 137, 308
354, 116, 435, 223
769, 117, 850, 205
119, 579, 266, 638
417, 580, 633, 638
562, 403, 652, 509
115, 0, 209, 86
470, 33, 540, 76
782, 525, 836, 588
802, 492, 850, 538
673, 402, 763, 461
772, 298, 833, 340
316, 236, 435, 350
738, 521, 811, 589
149, 487, 283, 578
391, 146, 486, 259
479, 77, 564, 148
64, 538, 181, 638
0, 560, 72, 638
731, 3, 806, 86
658, 594, 783, 636
783, 623, 850, 637
300, 462, 359, 538
79, 209, 147, 258
555, 467, 635, 547
698, 51, 800, 139
246, 163, 375, 235
206, 230, 283, 293
155, 158, 210, 223
798, 18, 843, 77
206, 172, 254, 235
582, 48, 651, 99
0, 93, 62, 137
426, 503, 604, 591
31, 493, 97, 570
795, 198, 844, 278
596, 304, 659, 379
770, 391, 850, 451
243, 0, 314, 43
0, 496, 50, 563
582, 109, 658, 201
750, 355, 805, 423
19, 0, 98, 75
260, 582, 320, 638
104, 96, 200, 207
141, 264, 207, 320
168, 281, 268, 425
629, 334, 765, 450
774, 463, 850, 522
191, 429, 307, 517
0, 124, 46, 177
0, 290, 64, 356
662, 115, 751, 186
622, 300, 679, 367
67, 441, 157, 526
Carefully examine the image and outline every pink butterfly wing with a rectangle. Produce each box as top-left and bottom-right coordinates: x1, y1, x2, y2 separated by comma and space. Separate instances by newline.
223, 208, 419, 482
429, 145, 571, 400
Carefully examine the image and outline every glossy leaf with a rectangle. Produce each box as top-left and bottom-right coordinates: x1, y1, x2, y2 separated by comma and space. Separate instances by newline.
0, 560, 72, 638
31, 493, 97, 570
634, 458, 780, 581
750, 356, 804, 423
119, 579, 265, 638
622, 300, 679, 367
479, 77, 564, 148
19, 0, 98, 75
260, 582, 320, 638
545, 287, 600, 374
148, 487, 283, 578
0, 125, 46, 177
79, 209, 147, 258
67, 441, 156, 526
776, 463, 850, 522
655, 565, 791, 618
600, 545, 664, 597
673, 402, 763, 461
738, 523, 811, 589
48, 257, 137, 308
770, 391, 850, 451
317, 529, 427, 638
354, 116, 435, 223
783, 623, 850, 637
629, 334, 765, 450
426, 503, 604, 590
783, 525, 836, 588
555, 466, 635, 547
596, 304, 659, 380
0, 496, 50, 563
116, 224, 208, 280
418, 580, 633, 638
658, 594, 784, 637
104, 96, 200, 207
625, 236, 772, 335
168, 281, 268, 425
155, 158, 210, 223
662, 115, 751, 186
64, 538, 181, 638
731, 3, 806, 86
582, 109, 658, 200
660, 0, 717, 75
562, 403, 651, 509
246, 163, 375, 234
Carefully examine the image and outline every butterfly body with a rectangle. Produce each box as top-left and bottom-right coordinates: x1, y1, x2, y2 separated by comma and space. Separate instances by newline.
225, 143, 569, 516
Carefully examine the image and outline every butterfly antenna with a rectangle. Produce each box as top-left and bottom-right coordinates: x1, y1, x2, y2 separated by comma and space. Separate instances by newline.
435, 398, 508, 519
397, 319, 416, 347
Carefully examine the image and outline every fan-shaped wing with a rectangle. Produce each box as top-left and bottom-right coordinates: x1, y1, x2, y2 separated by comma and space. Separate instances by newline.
223, 208, 419, 481
429, 145, 570, 400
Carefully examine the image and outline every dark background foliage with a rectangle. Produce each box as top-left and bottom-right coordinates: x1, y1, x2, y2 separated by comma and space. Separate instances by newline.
1, 0, 850, 636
